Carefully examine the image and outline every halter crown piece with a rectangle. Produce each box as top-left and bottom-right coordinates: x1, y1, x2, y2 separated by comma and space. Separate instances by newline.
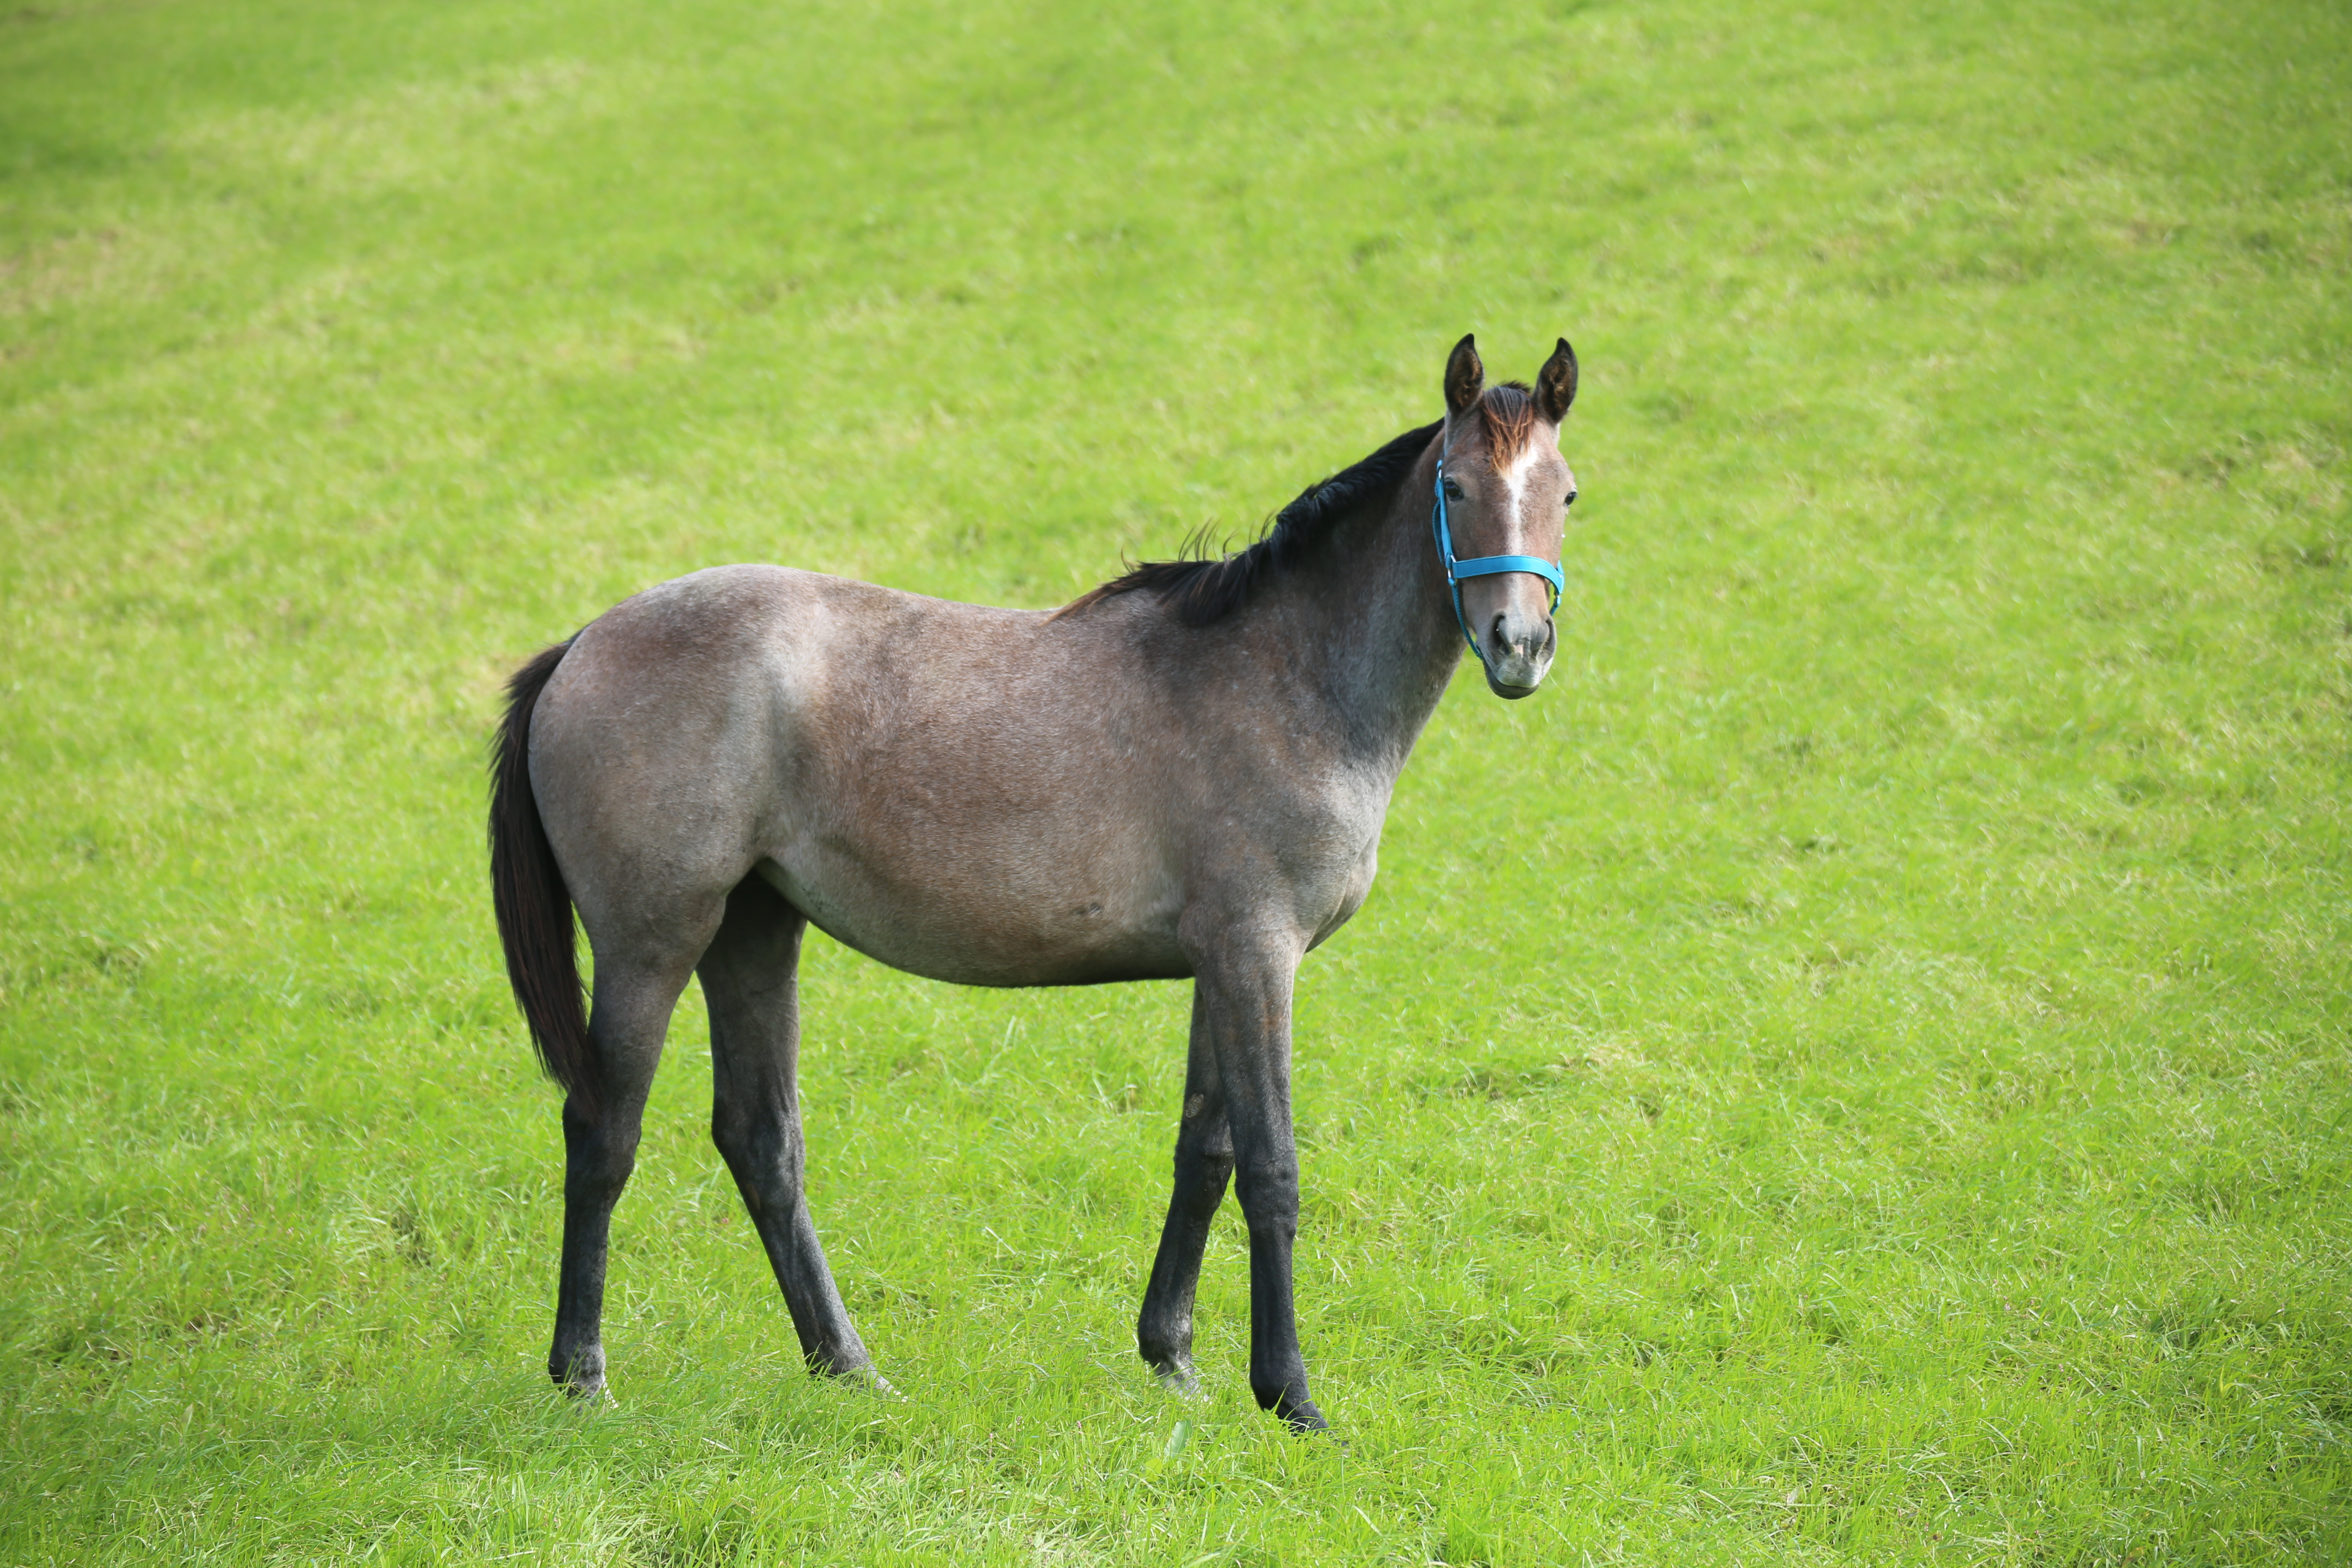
1430, 421, 1566, 679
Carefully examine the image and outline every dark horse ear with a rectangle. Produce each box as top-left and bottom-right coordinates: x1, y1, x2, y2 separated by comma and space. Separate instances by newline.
1443, 334, 1484, 416
1536, 337, 1579, 423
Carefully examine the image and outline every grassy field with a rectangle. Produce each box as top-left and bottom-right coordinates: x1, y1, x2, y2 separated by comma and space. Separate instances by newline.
4, 0, 2350, 1560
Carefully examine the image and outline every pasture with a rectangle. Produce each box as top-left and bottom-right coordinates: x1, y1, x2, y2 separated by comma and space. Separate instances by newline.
3, 0, 2349, 1560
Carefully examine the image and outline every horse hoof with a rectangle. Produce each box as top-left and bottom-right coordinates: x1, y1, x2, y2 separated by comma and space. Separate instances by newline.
832, 1363, 901, 1399
1154, 1359, 1205, 1401
1274, 1395, 1328, 1434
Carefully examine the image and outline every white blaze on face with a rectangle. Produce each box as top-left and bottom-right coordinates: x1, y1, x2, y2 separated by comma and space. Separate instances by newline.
1501, 445, 1546, 527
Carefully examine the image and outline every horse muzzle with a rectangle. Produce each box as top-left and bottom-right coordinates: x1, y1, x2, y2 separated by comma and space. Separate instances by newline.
1481, 612, 1556, 699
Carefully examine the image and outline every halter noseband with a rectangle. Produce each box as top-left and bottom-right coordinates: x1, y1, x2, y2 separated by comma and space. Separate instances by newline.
1430, 421, 1565, 678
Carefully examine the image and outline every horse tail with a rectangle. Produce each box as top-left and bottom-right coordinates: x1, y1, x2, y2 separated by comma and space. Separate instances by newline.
490, 639, 597, 1116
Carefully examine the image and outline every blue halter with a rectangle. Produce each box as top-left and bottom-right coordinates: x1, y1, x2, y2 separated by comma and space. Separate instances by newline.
1431, 437, 1565, 675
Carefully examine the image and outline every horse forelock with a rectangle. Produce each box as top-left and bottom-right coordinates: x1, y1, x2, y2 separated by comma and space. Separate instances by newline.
1472, 382, 1541, 473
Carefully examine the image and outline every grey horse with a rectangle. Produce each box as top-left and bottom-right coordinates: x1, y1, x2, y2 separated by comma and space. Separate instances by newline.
489, 334, 1579, 1431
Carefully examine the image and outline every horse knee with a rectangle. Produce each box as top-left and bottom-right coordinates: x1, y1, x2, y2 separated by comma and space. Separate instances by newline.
1232, 1157, 1300, 1225
1169, 1146, 1234, 1211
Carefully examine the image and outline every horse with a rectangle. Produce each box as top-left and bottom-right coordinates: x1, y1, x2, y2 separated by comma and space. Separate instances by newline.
488, 333, 1579, 1432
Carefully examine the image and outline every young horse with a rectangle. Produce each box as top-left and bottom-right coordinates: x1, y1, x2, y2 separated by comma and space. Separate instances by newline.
490, 334, 1579, 1431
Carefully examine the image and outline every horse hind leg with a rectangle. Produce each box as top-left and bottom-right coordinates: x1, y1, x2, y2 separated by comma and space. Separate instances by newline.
549, 932, 710, 1398
699, 874, 879, 1382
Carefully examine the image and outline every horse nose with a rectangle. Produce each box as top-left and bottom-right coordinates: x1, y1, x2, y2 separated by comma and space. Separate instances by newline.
1490, 612, 1550, 661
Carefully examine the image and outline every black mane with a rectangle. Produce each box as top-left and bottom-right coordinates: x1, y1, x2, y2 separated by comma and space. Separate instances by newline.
1064, 419, 1442, 627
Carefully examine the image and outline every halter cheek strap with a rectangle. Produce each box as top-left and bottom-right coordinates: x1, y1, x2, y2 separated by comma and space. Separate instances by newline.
1431, 441, 1565, 675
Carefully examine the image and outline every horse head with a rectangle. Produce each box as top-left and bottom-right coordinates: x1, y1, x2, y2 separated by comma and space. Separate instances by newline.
1437, 333, 1579, 698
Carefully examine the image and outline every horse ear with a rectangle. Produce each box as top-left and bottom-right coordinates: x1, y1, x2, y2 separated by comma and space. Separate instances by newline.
1443, 334, 1484, 416
1536, 337, 1579, 423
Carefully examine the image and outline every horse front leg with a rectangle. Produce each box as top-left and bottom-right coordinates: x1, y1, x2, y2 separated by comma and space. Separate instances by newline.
1136, 993, 1233, 1395
1180, 920, 1327, 1432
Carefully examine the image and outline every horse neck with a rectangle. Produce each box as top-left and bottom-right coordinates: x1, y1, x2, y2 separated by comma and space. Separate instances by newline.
1261, 442, 1465, 773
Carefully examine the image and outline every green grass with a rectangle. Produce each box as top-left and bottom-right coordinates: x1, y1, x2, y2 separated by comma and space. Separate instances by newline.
4, 0, 2350, 1560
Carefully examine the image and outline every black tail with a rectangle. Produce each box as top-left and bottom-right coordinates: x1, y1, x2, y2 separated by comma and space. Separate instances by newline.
489, 639, 596, 1115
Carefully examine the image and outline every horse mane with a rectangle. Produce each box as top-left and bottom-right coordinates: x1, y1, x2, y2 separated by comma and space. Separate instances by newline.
1061, 416, 1446, 628
1061, 381, 1544, 628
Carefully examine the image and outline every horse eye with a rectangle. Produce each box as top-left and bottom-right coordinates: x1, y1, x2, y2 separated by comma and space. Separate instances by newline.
1442, 479, 1464, 502
1564, 488, 1579, 509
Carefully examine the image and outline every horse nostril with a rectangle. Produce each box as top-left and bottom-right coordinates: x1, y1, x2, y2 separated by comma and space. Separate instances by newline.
1490, 613, 1544, 661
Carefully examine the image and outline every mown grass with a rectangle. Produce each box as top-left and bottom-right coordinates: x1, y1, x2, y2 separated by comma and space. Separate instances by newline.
3, 0, 2350, 1560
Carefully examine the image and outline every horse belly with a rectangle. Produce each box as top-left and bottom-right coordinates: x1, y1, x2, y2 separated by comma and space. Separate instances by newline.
755, 833, 1190, 987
